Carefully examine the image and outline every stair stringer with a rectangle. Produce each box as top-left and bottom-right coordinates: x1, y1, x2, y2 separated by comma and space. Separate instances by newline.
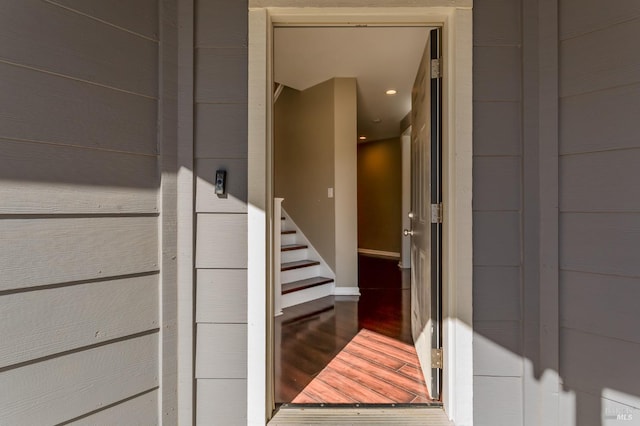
280, 208, 335, 309
281, 208, 335, 281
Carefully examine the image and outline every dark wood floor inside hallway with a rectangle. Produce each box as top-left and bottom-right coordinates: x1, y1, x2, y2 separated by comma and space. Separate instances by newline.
275, 254, 433, 405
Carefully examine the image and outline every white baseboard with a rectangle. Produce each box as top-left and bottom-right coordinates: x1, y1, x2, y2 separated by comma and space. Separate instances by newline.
358, 248, 401, 259
333, 286, 361, 297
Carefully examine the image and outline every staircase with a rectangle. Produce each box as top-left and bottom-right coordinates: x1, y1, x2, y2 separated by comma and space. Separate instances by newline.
276, 204, 335, 312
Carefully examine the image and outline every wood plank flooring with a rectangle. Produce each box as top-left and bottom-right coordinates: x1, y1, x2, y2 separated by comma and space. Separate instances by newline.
292, 328, 431, 404
275, 254, 435, 405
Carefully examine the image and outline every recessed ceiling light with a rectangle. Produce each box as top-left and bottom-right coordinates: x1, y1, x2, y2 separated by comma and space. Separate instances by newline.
386, 89, 397, 95
359, 136, 367, 140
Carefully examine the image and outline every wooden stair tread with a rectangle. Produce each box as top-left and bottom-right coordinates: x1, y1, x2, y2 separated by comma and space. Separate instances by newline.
281, 230, 296, 235
281, 259, 320, 271
281, 243, 308, 252
282, 277, 334, 295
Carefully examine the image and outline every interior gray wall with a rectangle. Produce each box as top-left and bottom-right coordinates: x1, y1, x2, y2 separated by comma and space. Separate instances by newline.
0, 0, 176, 424
275, 83, 337, 271
357, 138, 403, 254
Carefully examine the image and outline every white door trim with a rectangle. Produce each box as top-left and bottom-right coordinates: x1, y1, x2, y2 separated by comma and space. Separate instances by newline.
248, 4, 473, 425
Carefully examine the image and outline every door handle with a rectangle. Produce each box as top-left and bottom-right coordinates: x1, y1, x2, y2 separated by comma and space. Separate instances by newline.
403, 229, 414, 236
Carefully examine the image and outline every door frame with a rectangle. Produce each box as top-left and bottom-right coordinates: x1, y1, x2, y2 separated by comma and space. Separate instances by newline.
247, 3, 473, 425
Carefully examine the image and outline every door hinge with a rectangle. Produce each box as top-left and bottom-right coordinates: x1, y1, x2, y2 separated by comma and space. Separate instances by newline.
432, 348, 443, 369
431, 58, 442, 79
431, 203, 443, 224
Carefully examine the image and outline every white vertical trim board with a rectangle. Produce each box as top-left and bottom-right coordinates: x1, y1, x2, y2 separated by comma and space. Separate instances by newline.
248, 8, 270, 426
442, 8, 474, 426
248, 4, 473, 425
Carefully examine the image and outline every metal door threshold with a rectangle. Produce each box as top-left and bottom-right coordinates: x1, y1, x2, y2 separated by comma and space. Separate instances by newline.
268, 406, 453, 425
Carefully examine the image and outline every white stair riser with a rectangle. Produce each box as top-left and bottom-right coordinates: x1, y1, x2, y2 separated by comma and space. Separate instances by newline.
281, 265, 320, 284
281, 248, 308, 263
281, 233, 297, 245
281, 283, 334, 309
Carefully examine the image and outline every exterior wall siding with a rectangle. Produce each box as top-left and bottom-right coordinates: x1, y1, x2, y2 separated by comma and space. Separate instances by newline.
472, 1, 524, 425
0, 0, 165, 424
194, 1, 249, 425
3, 1, 639, 425
559, 1, 640, 424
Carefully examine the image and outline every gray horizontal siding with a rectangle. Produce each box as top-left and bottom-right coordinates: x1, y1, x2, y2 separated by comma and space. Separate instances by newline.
0, 334, 158, 425
560, 328, 640, 404
560, 387, 640, 426
0, 138, 158, 214
46, 0, 159, 40
196, 324, 248, 379
560, 83, 640, 154
560, 212, 640, 277
473, 266, 521, 322
560, 149, 640, 212
473, 46, 521, 101
0, 1, 161, 423
0, 62, 157, 155
473, 1, 524, 425
196, 269, 248, 323
560, 17, 640, 98
473, 157, 521, 211
0, 275, 158, 369
559, 1, 640, 423
0, 217, 158, 291
194, 2, 249, 424
560, 0, 640, 40
196, 158, 248, 213
473, 321, 522, 377
473, 212, 521, 267
473, 0, 521, 46
196, 214, 248, 269
195, 103, 248, 158
195, 48, 248, 104
0, 0, 158, 97
197, 379, 247, 426
473, 376, 523, 426
196, 0, 248, 48
560, 270, 640, 344
472, 101, 521, 157
68, 390, 158, 426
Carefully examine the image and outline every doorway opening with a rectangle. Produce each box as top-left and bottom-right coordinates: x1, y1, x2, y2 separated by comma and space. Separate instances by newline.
271, 24, 443, 408
247, 5, 473, 425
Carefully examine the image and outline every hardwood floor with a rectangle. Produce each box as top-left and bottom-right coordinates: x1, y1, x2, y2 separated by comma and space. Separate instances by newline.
291, 329, 431, 404
275, 254, 434, 405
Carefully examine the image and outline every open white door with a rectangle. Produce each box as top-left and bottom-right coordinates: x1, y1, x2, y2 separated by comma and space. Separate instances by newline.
407, 28, 443, 401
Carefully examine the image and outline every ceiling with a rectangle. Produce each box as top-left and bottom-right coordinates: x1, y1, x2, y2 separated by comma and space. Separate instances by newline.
274, 26, 431, 142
